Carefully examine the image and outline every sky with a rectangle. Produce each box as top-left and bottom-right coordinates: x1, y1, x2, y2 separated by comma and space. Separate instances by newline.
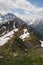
0, 0, 43, 22
27, 0, 43, 7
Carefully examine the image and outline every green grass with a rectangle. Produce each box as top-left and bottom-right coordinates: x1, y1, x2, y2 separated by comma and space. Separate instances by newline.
0, 49, 43, 65
0, 40, 43, 65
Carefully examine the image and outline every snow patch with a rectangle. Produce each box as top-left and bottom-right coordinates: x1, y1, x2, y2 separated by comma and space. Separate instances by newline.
14, 28, 18, 32
20, 29, 30, 40
40, 40, 43, 47
1, 31, 6, 36
24, 29, 27, 33
20, 32, 30, 39
0, 28, 18, 46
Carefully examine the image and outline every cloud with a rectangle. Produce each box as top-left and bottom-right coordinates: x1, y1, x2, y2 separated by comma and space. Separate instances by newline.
0, 0, 43, 22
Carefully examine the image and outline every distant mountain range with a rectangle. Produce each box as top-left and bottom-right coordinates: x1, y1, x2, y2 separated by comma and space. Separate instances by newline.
31, 18, 43, 40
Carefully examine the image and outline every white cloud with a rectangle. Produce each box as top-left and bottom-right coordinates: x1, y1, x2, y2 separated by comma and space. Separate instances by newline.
0, 0, 43, 21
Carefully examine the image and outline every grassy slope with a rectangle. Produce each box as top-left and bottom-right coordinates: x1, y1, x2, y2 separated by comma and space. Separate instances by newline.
0, 47, 43, 65
0, 35, 43, 65
0, 24, 43, 65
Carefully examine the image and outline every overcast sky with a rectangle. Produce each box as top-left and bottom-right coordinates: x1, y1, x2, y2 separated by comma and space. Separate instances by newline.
0, 0, 43, 21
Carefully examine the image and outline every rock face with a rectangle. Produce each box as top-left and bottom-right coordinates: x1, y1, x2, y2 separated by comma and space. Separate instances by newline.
0, 13, 24, 36
14, 24, 41, 49
0, 13, 42, 52
0, 23, 41, 54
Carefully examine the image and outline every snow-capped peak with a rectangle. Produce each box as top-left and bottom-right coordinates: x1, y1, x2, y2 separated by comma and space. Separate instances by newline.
0, 13, 16, 25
